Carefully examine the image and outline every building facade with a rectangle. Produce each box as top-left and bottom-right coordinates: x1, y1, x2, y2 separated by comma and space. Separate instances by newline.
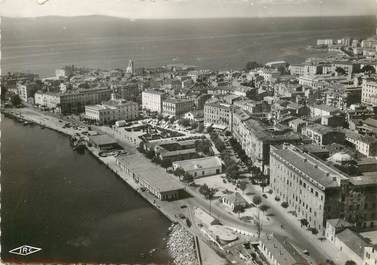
162, 98, 194, 117
270, 144, 349, 232
204, 101, 232, 130
362, 80, 377, 105
85, 98, 138, 125
142, 90, 165, 113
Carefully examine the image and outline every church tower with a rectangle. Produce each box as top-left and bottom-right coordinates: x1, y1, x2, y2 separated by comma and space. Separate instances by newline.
126, 60, 134, 75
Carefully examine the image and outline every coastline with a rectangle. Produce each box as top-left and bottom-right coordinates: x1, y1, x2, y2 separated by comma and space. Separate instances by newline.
1, 107, 226, 265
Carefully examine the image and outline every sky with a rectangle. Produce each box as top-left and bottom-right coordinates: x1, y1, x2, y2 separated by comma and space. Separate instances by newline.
0, 0, 376, 19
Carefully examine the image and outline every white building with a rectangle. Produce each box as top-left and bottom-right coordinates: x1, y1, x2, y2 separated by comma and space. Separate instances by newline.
34, 92, 61, 110
362, 79, 377, 105
142, 90, 165, 113
317, 39, 334, 46
85, 98, 138, 125
363, 246, 377, 265
172, 156, 222, 178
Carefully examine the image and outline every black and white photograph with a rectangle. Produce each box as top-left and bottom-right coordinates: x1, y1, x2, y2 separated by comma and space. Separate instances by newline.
1, 0, 377, 264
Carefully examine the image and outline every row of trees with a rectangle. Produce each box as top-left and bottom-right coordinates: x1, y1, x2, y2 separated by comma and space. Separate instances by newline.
173, 167, 194, 183
209, 131, 226, 152
194, 139, 213, 156
199, 184, 216, 200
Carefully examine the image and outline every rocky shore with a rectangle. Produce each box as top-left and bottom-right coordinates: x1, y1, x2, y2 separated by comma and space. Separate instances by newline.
167, 224, 198, 265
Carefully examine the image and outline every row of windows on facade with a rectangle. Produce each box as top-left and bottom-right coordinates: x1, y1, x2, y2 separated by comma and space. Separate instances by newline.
273, 163, 324, 200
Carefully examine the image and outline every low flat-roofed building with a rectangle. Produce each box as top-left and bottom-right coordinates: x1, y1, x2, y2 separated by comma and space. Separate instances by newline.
172, 156, 222, 178
159, 148, 197, 162
270, 144, 349, 232
259, 234, 309, 265
89, 134, 119, 150
116, 154, 184, 201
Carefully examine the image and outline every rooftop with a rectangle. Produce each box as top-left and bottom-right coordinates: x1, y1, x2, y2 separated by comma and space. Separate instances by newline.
271, 145, 348, 189
142, 90, 165, 95
310, 104, 339, 113
327, 218, 353, 229
244, 119, 300, 142
336, 228, 371, 258
117, 154, 184, 192
349, 174, 377, 186
173, 156, 222, 171
306, 124, 342, 135
163, 98, 193, 104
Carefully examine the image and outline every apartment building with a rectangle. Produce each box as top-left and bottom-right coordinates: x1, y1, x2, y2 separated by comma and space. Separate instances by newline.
34, 92, 61, 109
303, 124, 345, 145
59, 88, 111, 114
85, 98, 138, 125
345, 132, 377, 157
204, 101, 232, 130
141, 90, 165, 113
162, 98, 193, 117
232, 111, 301, 172
17, 81, 40, 102
33, 88, 111, 114
118, 81, 139, 101
270, 144, 349, 232
362, 79, 377, 105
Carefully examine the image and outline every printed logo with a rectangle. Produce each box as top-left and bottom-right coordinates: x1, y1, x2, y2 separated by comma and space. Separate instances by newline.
9, 245, 42, 256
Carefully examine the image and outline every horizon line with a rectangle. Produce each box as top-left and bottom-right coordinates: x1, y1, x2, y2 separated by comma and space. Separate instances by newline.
2, 14, 376, 20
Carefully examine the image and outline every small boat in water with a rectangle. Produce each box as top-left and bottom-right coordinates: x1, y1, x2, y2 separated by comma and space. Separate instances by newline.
149, 248, 158, 254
